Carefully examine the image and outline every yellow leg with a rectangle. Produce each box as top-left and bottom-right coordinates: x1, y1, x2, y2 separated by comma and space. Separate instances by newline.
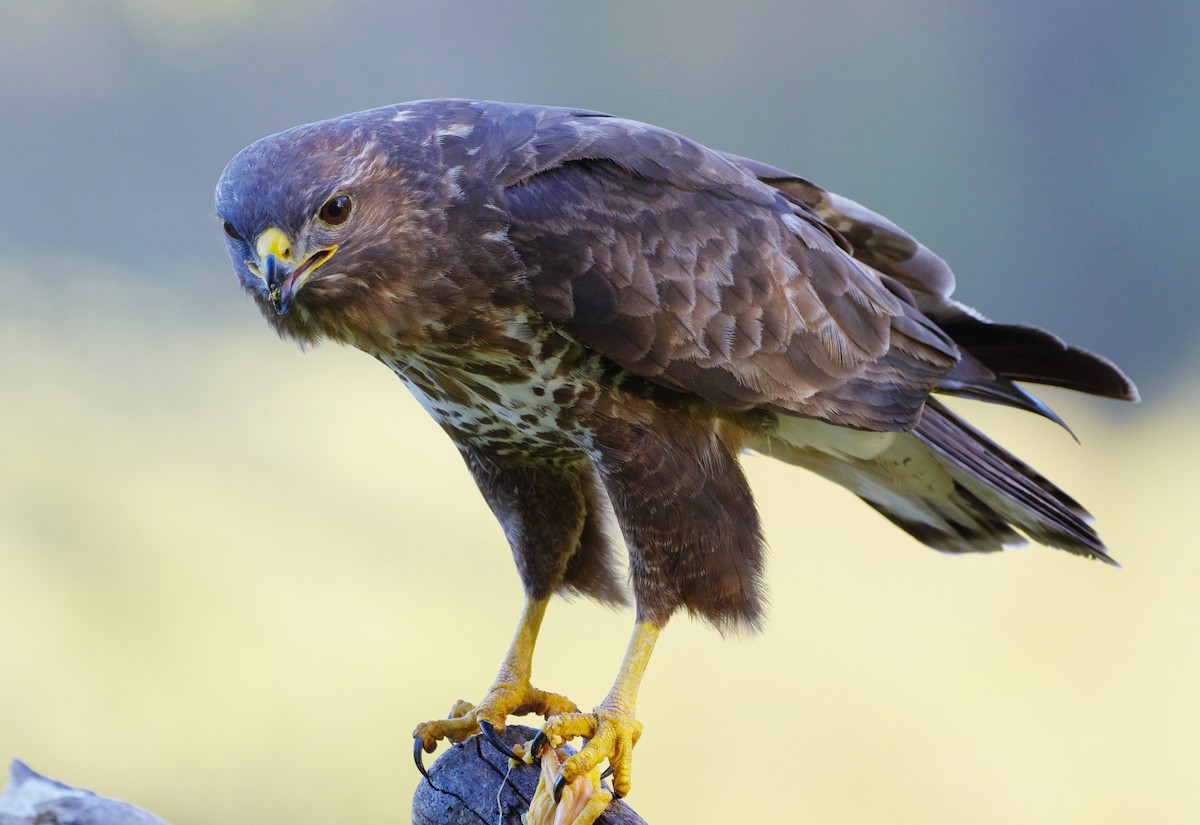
413, 597, 578, 753
537, 620, 661, 800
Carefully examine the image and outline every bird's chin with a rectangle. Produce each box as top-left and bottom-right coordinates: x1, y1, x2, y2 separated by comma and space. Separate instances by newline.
261, 300, 322, 344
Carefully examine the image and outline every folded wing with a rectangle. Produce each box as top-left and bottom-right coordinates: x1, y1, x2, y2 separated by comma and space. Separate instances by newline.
503, 114, 959, 432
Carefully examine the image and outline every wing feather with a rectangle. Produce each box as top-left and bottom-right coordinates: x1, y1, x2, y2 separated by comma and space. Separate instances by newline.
499, 114, 958, 431
723, 151, 1138, 406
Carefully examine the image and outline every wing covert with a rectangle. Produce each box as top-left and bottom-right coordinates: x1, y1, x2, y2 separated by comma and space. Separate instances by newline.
500, 115, 958, 431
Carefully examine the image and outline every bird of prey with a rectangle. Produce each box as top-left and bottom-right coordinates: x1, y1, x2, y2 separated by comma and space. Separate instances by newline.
215, 99, 1136, 813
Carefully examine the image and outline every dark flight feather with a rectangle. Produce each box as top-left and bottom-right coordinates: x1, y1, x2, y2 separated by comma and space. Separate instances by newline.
927, 311, 1139, 401
725, 154, 1139, 416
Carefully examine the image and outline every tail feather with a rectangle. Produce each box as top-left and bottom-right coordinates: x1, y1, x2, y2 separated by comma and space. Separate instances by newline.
761, 401, 1115, 564
857, 483, 1026, 555
913, 399, 1113, 563
727, 156, 1131, 560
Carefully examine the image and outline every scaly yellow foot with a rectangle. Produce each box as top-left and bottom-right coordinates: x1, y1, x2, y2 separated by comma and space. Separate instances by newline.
412, 678, 578, 754
534, 621, 660, 800
412, 597, 578, 774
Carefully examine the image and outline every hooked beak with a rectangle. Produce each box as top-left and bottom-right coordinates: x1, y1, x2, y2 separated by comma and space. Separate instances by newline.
250, 227, 337, 315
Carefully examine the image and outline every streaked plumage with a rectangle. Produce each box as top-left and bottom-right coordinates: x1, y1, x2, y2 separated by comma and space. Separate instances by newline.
215, 99, 1136, 813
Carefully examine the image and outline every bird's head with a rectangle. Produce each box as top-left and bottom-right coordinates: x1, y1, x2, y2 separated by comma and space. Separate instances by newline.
215, 110, 446, 348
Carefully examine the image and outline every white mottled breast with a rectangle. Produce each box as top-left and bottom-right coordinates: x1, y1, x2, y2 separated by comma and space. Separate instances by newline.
377, 314, 601, 459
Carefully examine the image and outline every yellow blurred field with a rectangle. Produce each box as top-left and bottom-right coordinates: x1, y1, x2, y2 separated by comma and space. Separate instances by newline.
1, 261, 1196, 824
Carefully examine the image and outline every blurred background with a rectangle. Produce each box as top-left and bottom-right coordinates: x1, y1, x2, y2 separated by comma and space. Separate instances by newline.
1, 1, 1197, 823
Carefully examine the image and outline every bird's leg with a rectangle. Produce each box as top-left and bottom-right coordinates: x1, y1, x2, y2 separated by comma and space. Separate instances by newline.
533, 620, 661, 800
413, 596, 578, 763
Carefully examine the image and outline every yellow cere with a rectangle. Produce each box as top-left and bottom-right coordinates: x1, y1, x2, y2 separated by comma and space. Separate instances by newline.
255, 226, 294, 263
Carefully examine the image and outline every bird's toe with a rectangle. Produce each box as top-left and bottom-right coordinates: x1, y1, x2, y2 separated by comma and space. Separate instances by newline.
538, 703, 641, 800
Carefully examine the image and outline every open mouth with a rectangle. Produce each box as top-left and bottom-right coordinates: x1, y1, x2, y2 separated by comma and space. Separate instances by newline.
253, 245, 338, 315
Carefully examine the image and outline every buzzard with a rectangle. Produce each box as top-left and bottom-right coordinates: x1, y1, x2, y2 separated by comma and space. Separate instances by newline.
215, 99, 1136, 814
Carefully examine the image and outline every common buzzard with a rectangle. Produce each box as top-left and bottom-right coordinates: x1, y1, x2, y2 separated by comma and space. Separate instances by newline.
215, 99, 1136, 821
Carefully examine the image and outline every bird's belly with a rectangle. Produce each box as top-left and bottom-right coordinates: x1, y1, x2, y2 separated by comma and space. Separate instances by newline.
379, 351, 598, 461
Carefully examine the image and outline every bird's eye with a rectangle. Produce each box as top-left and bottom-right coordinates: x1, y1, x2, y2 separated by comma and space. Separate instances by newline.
317, 195, 353, 226
222, 221, 244, 242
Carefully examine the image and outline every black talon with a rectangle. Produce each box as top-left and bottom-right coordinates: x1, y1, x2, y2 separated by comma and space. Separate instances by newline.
530, 730, 551, 761
553, 773, 568, 804
413, 738, 431, 780
478, 720, 521, 762
601, 764, 623, 797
